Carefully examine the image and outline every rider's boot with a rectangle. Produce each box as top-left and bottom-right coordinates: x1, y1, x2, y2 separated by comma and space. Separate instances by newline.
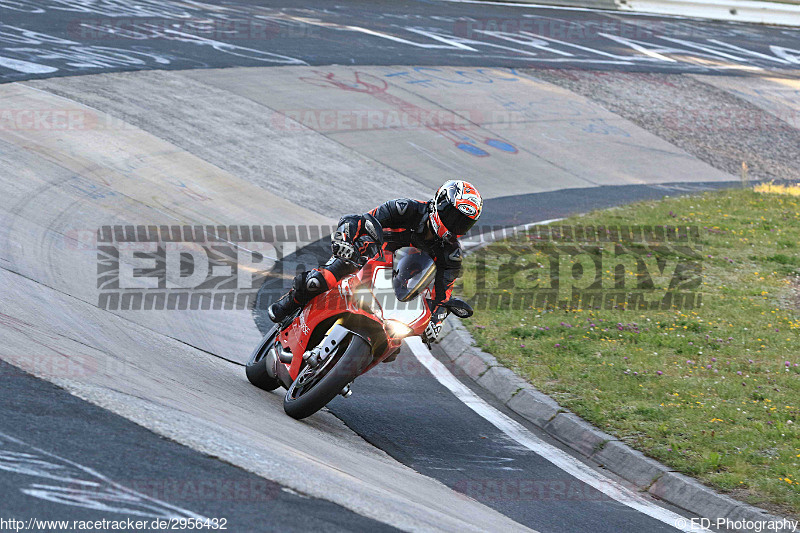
269, 270, 329, 323
268, 290, 301, 323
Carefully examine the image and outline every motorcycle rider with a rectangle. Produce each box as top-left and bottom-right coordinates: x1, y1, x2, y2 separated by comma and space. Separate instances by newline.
268, 180, 483, 348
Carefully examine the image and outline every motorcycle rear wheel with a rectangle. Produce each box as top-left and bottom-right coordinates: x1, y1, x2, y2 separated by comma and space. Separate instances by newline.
283, 334, 371, 420
245, 328, 281, 392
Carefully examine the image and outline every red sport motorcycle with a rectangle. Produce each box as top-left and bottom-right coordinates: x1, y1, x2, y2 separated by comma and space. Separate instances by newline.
245, 247, 473, 419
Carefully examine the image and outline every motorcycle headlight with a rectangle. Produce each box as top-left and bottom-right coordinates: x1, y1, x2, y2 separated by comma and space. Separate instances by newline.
385, 319, 413, 338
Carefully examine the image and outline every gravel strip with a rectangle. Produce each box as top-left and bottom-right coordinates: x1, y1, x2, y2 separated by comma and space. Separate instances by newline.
525, 69, 800, 183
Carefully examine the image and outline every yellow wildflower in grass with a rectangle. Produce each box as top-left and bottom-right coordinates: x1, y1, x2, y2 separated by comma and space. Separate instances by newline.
755, 182, 800, 197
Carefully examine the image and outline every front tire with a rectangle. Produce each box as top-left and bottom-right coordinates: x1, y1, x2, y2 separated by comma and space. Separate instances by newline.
246, 328, 281, 391
283, 334, 371, 420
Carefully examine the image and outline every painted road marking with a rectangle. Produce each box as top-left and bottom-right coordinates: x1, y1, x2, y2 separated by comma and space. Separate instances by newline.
0, 431, 207, 520
0, 55, 57, 74
1, 2, 796, 78
406, 337, 710, 533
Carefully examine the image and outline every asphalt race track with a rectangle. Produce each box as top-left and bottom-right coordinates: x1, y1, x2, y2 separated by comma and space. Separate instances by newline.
0, 0, 799, 81
0, 0, 798, 531
0, 360, 398, 532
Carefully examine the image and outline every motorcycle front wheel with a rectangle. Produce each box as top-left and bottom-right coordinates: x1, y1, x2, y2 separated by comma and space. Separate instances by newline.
283, 334, 371, 420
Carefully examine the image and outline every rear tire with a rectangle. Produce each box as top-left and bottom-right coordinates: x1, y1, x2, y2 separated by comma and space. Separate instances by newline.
245, 329, 281, 392
283, 335, 371, 420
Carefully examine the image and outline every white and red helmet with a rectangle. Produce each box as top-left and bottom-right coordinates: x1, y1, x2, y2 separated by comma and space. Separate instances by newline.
429, 180, 483, 240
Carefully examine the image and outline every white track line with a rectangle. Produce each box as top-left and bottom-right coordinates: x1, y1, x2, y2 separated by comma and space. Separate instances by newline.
0, 56, 58, 74
406, 337, 708, 533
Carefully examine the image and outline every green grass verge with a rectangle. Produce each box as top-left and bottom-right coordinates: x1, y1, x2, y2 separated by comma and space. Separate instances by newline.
461, 189, 800, 517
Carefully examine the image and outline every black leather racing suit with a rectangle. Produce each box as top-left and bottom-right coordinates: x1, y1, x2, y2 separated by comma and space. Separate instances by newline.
292, 198, 463, 336
369, 198, 462, 310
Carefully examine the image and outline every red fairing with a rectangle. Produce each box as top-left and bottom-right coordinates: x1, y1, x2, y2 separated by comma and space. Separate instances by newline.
280, 253, 430, 380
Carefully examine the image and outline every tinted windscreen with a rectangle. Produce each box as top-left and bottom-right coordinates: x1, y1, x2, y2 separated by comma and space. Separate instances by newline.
392, 249, 436, 302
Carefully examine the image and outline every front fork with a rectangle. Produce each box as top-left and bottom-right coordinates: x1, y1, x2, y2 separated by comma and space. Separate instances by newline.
272, 319, 350, 389
303, 318, 346, 369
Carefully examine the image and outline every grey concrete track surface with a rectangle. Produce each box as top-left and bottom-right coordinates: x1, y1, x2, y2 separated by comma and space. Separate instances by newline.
0, 79, 534, 532
1, 7, 798, 531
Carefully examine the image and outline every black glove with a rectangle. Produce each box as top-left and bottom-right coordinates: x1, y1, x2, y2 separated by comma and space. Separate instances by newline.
421, 319, 443, 349
331, 230, 358, 263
